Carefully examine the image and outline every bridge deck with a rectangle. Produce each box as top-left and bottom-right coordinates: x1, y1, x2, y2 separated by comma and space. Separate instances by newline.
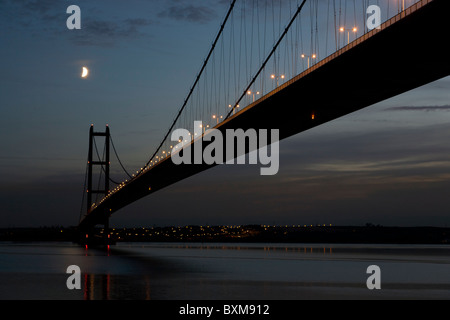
79, 0, 450, 229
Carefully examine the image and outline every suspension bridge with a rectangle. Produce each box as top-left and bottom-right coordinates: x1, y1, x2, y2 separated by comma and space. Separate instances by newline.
77, 0, 450, 243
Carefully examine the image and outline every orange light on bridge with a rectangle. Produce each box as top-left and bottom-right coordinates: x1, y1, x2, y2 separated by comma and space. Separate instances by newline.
340, 26, 358, 45
311, 112, 315, 120
301, 54, 316, 68
271, 74, 285, 86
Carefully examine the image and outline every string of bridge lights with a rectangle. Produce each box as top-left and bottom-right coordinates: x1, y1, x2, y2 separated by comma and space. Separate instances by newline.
88, 0, 418, 213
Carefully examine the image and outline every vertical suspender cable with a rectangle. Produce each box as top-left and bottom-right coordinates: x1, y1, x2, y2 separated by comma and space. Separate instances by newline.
139, 0, 237, 175
225, 0, 309, 119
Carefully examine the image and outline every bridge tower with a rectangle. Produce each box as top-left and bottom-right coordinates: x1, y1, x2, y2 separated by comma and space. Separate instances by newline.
83, 124, 112, 247
87, 124, 110, 213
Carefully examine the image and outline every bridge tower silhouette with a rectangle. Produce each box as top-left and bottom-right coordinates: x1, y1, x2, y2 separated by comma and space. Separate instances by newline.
87, 124, 110, 214
81, 124, 113, 246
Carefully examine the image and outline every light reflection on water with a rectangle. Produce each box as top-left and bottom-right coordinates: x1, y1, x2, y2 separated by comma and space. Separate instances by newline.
0, 242, 449, 300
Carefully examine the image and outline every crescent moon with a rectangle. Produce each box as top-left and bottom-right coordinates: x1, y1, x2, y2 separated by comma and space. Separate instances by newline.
81, 67, 89, 78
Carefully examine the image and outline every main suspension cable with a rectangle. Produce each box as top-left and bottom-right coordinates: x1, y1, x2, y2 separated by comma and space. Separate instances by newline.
139, 0, 237, 176
110, 134, 132, 179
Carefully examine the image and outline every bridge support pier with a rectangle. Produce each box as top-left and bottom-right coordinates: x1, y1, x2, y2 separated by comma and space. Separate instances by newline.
103, 216, 111, 247
78, 218, 114, 248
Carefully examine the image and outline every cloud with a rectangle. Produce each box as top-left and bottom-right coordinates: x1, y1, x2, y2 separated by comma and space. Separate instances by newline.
158, 4, 217, 24
276, 118, 450, 189
0, 0, 65, 31
385, 105, 450, 112
0, 0, 154, 47
69, 18, 154, 47
3, 0, 55, 15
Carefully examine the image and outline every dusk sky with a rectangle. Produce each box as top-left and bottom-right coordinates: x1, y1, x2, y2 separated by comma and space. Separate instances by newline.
1, 0, 450, 228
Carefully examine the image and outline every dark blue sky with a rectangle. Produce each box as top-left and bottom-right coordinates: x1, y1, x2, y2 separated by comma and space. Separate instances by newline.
1, 0, 450, 228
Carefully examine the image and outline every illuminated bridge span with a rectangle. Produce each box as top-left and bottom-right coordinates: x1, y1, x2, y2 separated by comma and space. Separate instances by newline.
78, 0, 450, 238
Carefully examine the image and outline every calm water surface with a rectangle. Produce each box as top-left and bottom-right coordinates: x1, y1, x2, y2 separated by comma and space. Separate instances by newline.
0, 242, 449, 299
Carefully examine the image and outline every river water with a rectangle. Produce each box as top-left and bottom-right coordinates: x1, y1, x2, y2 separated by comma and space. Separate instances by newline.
0, 242, 449, 300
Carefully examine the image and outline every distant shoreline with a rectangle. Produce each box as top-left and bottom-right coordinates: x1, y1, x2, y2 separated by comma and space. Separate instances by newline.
0, 225, 449, 245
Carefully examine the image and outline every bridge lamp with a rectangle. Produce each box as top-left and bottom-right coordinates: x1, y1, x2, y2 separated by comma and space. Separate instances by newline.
201, 124, 210, 133
271, 74, 285, 87
301, 54, 317, 69
229, 104, 240, 115
212, 114, 223, 124
247, 90, 260, 102
340, 27, 358, 45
